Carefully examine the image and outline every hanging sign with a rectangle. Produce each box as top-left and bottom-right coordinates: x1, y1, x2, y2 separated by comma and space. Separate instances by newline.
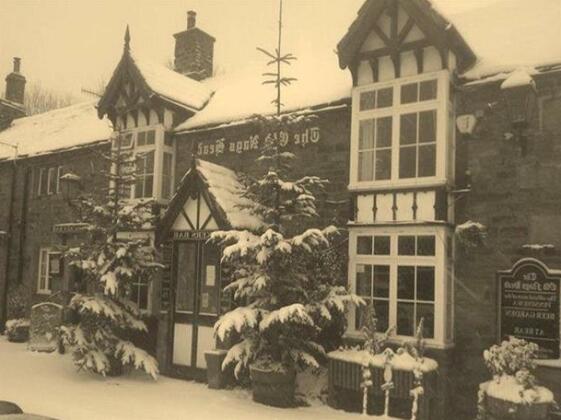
497, 258, 561, 359
196, 126, 321, 158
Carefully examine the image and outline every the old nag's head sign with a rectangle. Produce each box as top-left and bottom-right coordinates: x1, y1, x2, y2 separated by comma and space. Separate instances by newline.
196, 125, 321, 158
497, 258, 561, 359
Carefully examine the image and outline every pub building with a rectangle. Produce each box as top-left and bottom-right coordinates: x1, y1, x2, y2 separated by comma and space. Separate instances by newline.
0, 0, 560, 418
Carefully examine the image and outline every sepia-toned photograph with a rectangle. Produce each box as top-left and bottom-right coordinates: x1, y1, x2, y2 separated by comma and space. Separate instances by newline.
0, 0, 560, 419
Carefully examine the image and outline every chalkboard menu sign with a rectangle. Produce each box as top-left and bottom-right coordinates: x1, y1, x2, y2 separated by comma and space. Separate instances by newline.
497, 258, 561, 359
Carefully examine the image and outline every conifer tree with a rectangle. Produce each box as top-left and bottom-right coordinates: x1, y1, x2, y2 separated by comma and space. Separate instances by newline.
212, 0, 361, 377
60, 132, 160, 379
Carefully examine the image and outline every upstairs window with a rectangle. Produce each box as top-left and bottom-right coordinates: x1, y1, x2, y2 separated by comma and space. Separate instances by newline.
37, 166, 63, 197
351, 71, 452, 189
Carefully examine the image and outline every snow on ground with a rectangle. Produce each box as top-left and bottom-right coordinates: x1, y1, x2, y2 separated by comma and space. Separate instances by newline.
0, 337, 358, 420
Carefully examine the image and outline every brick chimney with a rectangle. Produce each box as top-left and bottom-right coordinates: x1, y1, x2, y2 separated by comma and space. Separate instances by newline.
5, 57, 26, 104
173, 11, 215, 81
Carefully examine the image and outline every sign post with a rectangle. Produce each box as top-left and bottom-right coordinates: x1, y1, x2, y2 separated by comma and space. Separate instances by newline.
497, 258, 561, 359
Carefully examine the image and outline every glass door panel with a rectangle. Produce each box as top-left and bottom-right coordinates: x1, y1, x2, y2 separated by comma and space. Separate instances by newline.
175, 242, 197, 312
199, 244, 221, 315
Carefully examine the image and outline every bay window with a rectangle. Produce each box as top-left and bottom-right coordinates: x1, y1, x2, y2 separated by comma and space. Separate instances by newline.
112, 125, 175, 202
349, 226, 453, 347
350, 70, 453, 189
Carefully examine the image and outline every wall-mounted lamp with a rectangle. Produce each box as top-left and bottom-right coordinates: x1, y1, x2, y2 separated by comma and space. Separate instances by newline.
59, 172, 83, 208
500, 69, 538, 156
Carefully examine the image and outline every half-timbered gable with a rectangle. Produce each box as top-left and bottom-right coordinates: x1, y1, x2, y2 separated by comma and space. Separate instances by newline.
337, 0, 474, 348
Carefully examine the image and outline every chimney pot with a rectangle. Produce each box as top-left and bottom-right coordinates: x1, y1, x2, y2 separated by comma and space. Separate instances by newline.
187, 11, 196, 29
13, 57, 21, 73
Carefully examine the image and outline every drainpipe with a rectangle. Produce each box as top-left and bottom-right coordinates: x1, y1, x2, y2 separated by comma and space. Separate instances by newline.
1, 159, 17, 330
16, 167, 30, 290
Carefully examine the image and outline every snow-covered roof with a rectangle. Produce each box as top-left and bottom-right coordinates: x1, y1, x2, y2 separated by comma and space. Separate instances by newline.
0, 100, 112, 160
129, 51, 213, 111
176, 55, 351, 132
440, 0, 561, 81
196, 159, 263, 231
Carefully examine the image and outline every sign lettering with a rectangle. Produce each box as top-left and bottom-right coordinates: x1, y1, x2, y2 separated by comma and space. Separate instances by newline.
196, 127, 321, 158
498, 259, 561, 359
172, 230, 212, 240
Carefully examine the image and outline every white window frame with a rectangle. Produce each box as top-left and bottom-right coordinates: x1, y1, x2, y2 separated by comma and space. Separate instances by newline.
37, 168, 46, 196
47, 167, 56, 195
347, 225, 454, 349
112, 124, 175, 203
131, 278, 152, 313
349, 70, 453, 191
37, 247, 61, 295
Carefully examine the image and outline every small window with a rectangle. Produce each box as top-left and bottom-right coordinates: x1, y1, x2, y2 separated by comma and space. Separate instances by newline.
359, 87, 393, 111
398, 235, 436, 256
37, 248, 62, 294
47, 167, 57, 195
134, 150, 155, 198
131, 279, 150, 312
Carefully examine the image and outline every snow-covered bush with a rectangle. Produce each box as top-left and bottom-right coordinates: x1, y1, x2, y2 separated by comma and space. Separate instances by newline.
212, 114, 362, 378
60, 135, 161, 379
483, 336, 538, 379
5, 318, 30, 335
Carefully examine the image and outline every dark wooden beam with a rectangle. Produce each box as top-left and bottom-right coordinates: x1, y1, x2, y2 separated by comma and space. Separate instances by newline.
398, 18, 415, 45
350, 59, 359, 86
368, 57, 379, 83
389, 0, 398, 44
391, 52, 401, 78
358, 38, 431, 60
372, 23, 392, 48
414, 48, 424, 74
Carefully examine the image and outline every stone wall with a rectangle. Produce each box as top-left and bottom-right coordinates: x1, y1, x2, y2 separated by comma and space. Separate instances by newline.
451, 73, 561, 419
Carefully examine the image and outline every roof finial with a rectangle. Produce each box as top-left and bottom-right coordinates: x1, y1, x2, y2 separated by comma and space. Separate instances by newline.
124, 25, 131, 51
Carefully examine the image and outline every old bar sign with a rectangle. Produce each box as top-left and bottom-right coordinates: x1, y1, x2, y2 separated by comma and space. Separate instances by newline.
498, 258, 561, 359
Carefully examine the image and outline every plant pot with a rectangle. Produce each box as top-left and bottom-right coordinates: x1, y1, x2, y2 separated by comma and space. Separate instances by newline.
205, 350, 233, 389
486, 394, 550, 420
7, 325, 29, 343
249, 364, 296, 408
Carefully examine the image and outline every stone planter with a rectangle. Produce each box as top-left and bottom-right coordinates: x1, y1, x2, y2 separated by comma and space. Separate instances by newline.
249, 365, 296, 408
205, 350, 232, 389
7, 325, 30, 343
486, 394, 550, 420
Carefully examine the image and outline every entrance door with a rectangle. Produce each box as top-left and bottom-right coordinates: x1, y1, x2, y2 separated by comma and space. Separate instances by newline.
171, 240, 221, 377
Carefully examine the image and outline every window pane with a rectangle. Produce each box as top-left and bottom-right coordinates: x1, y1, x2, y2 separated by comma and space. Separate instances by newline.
418, 235, 435, 256
137, 132, 146, 146
377, 87, 393, 108
420, 80, 437, 101
397, 302, 415, 336
373, 236, 390, 255
356, 264, 372, 297
401, 83, 418, 104
144, 175, 154, 197
360, 91, 376, 111
418, 144, 436, 177
175, 243, 197, 312
419, 110, 436, 143
375, 149, 392, 180
40, 169, 48, 196
134, 179, 143, 198
48, 168, 57, 194
358, 151, 374, 182
417, 303, 435, 338
145, 151, 155, 173
376, 117, 392, 148
417, 266, 435, 301
398, 236, 416, 255
374, 299, 389, 332
400, 113, 417, 145
399, 147, 416, 179
357, 236, 373, 255
373, 265, 390, 298
398, 266, 415, 299
146, 130, 155, 145
359, 120, 375, 150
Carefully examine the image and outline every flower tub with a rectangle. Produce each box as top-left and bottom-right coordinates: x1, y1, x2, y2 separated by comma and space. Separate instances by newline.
481, 377, 553, 420
327, 349, 438, 419
5, 318, 30, 343
249, 364, 297, 408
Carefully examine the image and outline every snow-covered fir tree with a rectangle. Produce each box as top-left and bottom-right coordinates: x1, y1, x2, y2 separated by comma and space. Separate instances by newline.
60, 132, 160, 379
212, 0, 361, 377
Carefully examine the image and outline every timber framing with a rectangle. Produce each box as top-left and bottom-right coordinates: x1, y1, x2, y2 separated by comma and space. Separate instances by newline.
337, 0, 476, 76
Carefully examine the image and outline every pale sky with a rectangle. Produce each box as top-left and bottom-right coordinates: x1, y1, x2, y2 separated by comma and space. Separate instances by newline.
0, 0, 503, 100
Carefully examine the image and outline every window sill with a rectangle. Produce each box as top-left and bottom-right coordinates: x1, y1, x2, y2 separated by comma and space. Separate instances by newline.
343, 330, 454, 350
36, 290, 52, 296
348, 178, 449, 193
536, 359, 561, 369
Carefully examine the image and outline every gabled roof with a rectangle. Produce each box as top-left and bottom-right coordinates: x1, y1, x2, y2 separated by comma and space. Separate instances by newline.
0, 100, 112, 161
337, 0, 476, 72
158, 159, 263, 242
97, 36, 213, 119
